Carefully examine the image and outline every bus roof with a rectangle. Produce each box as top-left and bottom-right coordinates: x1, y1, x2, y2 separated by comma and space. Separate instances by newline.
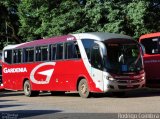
72, 32, 132, 41
3, 35, 75, 50
139, 32, 160, 41
3, 32, 132, 50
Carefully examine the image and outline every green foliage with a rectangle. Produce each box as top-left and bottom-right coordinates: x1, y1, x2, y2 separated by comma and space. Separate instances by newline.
123, 1, 149, 38
0, 0, 21, 49
0, 0, 160, 48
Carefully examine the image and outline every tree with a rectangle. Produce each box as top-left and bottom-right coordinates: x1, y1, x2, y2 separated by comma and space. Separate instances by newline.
0, 0, 159, 49
18, 0, 84, 41
144, 0, 160, 33
0, 0, 21, 49
18, 0, 125, 40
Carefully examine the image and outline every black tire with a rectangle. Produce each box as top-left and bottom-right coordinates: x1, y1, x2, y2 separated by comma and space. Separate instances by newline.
23, 80, 39, 97
78, 79, 90, 98
51, 91, 65, 96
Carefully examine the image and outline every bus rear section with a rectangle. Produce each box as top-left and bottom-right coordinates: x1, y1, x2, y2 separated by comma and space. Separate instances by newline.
0, 51, 3, 90
0, 63, 3, 90
2, 32, 145, 98
139, 32, 160, 88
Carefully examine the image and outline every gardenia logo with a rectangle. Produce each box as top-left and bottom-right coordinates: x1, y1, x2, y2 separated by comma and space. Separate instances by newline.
3, 67, 27, 73
30, 62, 56, 84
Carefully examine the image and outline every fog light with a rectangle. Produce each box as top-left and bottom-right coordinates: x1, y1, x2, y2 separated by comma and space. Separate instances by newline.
109, 85, 114, 89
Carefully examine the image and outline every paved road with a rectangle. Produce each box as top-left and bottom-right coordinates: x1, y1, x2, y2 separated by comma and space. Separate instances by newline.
0, 89, 160, 119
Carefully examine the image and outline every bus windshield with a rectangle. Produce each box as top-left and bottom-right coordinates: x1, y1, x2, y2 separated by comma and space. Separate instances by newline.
104, 41, 143, 74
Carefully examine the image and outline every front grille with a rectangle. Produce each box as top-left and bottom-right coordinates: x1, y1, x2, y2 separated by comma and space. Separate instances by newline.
117, 79, 140, 84
117, 80, 127, 83
131, 80, 140, 83
118, 85, 140, 89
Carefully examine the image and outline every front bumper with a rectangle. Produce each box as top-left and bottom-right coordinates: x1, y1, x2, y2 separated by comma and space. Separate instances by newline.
105, 79, 145, 92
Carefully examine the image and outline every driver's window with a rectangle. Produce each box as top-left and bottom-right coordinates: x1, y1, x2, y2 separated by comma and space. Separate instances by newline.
91, 43, 103, 70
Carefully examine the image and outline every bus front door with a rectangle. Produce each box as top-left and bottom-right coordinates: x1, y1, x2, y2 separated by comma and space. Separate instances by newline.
90, 43, 104, 92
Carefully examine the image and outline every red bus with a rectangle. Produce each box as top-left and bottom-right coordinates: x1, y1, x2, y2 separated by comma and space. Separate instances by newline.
139, 32, 160, 88
0, 51, 3, 90
2, 32, 145, 98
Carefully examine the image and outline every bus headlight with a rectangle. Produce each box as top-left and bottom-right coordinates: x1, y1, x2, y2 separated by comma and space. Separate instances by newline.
139, 75, 145, 82
141, 73, 145, 80
141, 76, 145, 80
108, 77, 115, 81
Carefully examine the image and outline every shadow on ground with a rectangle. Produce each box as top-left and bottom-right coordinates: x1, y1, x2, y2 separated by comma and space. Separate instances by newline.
87, 88, 160, 98
0, 104, 23, 108
0, 110, 62, 118
0, 90, 24, 97
1, 88, 160, 98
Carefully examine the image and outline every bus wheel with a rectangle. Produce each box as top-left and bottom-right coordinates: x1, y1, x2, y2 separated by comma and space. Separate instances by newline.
23, 80, 39, 97
78, 79, 90, 98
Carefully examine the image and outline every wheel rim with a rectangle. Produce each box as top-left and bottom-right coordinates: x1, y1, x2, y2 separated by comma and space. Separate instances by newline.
80, 83, 87, 95
25, 83, 30, 94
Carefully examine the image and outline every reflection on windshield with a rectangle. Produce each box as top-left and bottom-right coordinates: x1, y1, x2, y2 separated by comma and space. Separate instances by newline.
105, 43, 143, 73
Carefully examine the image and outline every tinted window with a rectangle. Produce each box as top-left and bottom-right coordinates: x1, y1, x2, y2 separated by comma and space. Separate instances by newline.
82, 39, 94, 60
4, 50, 12, 64
141, 37, 160, 54
24, 48, 34, 62
41, 46, 48, 61
36, 47, 41, 61
56, 43, 63, 60
13, 50, 17, 63
50, 44, 57, 60
36, 46, 48, 61
17, 49, 22, 63
91, 43, 103, 70
65, 42, 81, 59
13, 49, 22, 63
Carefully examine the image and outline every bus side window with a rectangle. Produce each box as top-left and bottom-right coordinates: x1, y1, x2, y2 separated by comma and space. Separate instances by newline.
65, 42, 72, 59
65, 41, 80, 59
41, 46, 48, 61
36, 47, 41, 61
13, 50, 17, 63
17, 49, 22, 63
56, 43, 63, 60
91, 43, 103, 70
50, 44, 56, 60
24, 48, 34, 62
73, 42, 81, 58
13, 49, 22, 63
4, 50, 12, 64
36, 46, 48, 61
